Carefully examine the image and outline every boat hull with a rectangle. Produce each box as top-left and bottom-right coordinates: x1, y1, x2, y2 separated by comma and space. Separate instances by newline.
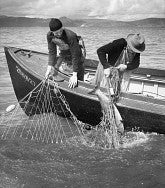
4, 47, 165, 133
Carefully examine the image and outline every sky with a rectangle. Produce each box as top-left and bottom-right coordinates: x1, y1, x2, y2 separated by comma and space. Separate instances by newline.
0, 0, 165, 21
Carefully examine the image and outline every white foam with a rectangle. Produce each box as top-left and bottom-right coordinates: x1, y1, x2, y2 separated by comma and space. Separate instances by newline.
121, 131, 149, 148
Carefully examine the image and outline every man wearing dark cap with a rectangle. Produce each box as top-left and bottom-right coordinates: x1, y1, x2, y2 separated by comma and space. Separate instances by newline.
45, 18, 84, 88
95, 33, 145, 92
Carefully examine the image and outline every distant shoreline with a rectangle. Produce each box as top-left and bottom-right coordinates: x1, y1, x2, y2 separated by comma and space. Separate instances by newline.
0, 16, 165, 28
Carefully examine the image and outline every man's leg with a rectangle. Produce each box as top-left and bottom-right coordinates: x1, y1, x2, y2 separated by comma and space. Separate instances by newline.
92, 62, 104, 86
120, 70, 132, 92
77, 63, 84, 81
54, 57, 63, 76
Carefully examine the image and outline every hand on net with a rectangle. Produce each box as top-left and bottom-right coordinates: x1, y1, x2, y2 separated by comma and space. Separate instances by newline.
117, 64, 127, 72
104, 68, 111, 78
68, 72, 78, 88
45, 65, 54, 79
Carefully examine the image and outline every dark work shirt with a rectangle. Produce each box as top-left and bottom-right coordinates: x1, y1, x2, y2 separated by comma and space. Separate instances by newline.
47, 29, 82, 72
97, 38, 140, 70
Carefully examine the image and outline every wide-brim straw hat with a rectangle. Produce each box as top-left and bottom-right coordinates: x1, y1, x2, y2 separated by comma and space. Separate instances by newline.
126, 34, 145, 53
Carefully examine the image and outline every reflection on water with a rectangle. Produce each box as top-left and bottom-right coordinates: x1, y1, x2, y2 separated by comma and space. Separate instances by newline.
0, 26, 165, 188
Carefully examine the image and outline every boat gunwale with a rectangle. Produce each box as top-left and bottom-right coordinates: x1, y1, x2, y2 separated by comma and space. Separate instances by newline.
5, 46, 101, 102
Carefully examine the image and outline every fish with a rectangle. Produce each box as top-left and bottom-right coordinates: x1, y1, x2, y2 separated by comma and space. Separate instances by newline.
88, 86, 124, 135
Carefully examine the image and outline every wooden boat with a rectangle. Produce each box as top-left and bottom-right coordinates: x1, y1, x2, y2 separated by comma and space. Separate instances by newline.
4, 46, 165, 133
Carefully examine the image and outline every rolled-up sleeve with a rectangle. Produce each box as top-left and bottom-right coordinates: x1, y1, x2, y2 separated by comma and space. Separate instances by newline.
47, 33, 57, 67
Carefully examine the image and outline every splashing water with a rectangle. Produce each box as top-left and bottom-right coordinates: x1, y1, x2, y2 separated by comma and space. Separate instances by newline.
83, 128, 120, 149
76, 129, 149, 150
121, 131, 149, 148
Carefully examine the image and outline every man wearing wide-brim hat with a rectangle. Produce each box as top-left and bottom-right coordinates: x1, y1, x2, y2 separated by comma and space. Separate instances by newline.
95, 33, 145, 92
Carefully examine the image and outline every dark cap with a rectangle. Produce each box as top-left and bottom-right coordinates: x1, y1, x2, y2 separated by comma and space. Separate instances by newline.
49, 18, 62, 31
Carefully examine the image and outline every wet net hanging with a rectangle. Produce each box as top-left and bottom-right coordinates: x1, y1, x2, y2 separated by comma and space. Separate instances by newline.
85, 68, 121, 149
99, 76, 121, 148
0, 70, 122, 149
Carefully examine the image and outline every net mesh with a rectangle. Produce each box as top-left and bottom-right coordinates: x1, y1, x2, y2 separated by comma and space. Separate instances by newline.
0, 79, 85, 144
0, 71, 122, 149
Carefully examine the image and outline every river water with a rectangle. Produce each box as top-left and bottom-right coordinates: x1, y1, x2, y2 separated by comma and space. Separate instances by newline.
0, 26, 165, 188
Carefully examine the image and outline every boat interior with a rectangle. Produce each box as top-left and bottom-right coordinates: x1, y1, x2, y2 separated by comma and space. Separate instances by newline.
9, 47, 165, 101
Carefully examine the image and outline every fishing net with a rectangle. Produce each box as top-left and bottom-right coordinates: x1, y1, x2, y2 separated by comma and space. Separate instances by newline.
109, 67, 122, 100
0, 78, 86, 144
84, 70, 122, 149
0, 68, 122, 149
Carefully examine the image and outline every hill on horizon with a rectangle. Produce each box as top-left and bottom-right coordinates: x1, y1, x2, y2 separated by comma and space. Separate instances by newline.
0, 16, 164, 28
